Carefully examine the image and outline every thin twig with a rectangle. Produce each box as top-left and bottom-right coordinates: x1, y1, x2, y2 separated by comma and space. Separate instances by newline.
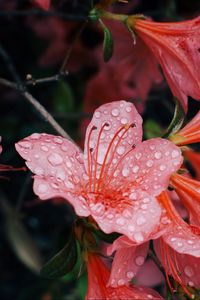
0, 44, 73, 141
0, 9, 87, 21
25, 71, 68, 86
60, 21, 88, 72
0, 77, 72, 141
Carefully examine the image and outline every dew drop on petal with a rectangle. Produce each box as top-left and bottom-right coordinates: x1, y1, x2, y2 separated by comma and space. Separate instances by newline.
116, 218, 126, 225
159, 164, 166, 171
48, 153, 63, 165
184, 266, 194, 277
134, 232, 144, 242
94, 111, 101, 118
122, 168, 130, 177
65, 181, 75, 189
126, 106, 132, 113
121, 118, 128, 125
37, 183, 49, 193
129, 192, 137, 200
154, 152, 162, 159
146, 160, 153, 167
117, 146, 125, 155
172, 150, 180, 158
126, 271, 134, 279
128, 225, 135, 232
118, 279, 125, 286
136, 216, 146, 226
135, 256, 145, 266
111, 108, 119, 117
132, 165, 139, 173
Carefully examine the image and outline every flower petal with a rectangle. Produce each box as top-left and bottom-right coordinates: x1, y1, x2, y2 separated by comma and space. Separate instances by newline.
91, 191, 161, 243
84, 101, 143, 175
154, 239, 200, 288
15, 133, 90, 217
108, 242, 149, 287
110, 138, 183, 196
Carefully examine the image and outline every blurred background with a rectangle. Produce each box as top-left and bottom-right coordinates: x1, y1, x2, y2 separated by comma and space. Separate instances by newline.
0, 0, 200, 299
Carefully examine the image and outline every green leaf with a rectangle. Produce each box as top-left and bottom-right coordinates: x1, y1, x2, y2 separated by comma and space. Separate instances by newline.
52, 80, 74, 113
40, 235, 77, 279
144, 119, 163, 139
163, 99, 185, 138
100, 20, 114, 62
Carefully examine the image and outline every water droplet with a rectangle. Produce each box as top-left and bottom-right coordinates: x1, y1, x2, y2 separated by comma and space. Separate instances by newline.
154, 152, 162, 159
135, 256, 145, 266
121, 118, 128, 125
188, 281, 194, 287
132, 165, 139, 173
65, 159, 72, 168
143, 197, 150, 203
30, 133, 40, 139
116, 218, 125, 225
129, 192, 137, 200
149, 145, 155, 150
111, 108, 119, 117
54, 137, 63, 144
159, 164, 166, 171
118, 279, 125, 286
18, 141, 33, 149
126, 271, 134, 279
177, 242, 183, 247
56, 170, 66, 181
187, 240, 194, 245
34, 167, 44, 175
146, 160, 153, 167
65, 181, 75, 189
128, 225, 135, 232
37, 183, 48, 193
170, 237, 177, 242
48, 153, 63, 166
90, 203, 105, 216
122, 168, 130, 177
184, 266, 194, 277
136, 216, 146, 226
94, 111, 101, 118
107, 213, 114, 219
134, 232, 144, 242
135, 152, 142, 160
126, 106, 132, 113
172, 150, 179, 158
41, 145, 49, 152
117, 146, 125, 155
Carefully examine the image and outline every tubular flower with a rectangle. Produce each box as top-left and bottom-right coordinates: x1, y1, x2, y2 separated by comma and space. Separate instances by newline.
128, 16, 200, 111
86, 253, 163, 300
15, 101, 182, 243
154, 191, 200, 298
171, 173, 200, 227
170, 110, 200, 146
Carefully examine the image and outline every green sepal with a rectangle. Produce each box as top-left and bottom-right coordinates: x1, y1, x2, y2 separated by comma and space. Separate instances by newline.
40, 234, 77, 279
99, 19, 114, 62
162, 99, 185, 138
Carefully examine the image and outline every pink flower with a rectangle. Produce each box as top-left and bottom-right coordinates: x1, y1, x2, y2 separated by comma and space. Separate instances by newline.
86, 253, 163, 299
16, 101, 182, 243
32, 0, 50, 10
171, 110, 200, 146
130, 16, 200, 111
84, 22, 162, 114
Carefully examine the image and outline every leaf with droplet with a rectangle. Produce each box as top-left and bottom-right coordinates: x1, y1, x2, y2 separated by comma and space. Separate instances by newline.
163, 99, 185, 138
100, 20, 114, 62
40, 235, 77, 279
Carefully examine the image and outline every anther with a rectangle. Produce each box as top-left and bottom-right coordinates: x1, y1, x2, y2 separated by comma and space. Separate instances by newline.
132, 144, 136, 149
104, 122, 110, 127
90, 148, 93, 153
92, 126, 97, 130
130, 123, 136, 128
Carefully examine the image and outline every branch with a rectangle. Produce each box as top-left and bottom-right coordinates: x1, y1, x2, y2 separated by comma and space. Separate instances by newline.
0, 78, 73, 141
25, 72, 68, 86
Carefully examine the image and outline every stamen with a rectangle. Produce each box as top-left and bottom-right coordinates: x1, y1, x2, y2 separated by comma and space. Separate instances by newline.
95, 124, 128, 191
87, 125, 97, 191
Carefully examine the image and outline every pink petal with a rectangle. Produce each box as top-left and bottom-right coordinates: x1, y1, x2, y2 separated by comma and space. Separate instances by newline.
15, 133, 90, 217
84, 101, 143, 176
108, 242, 149, 287
91, 190, 161, 243
110, 138, 183, 196
154, 239, 200, 288
136, 259, 165, 287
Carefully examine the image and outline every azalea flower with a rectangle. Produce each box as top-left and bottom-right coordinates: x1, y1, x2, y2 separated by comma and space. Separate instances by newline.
16, 101, 182, 243
170, 110, 200, 146
128, 16, 200, 111
86, 253, 163, 299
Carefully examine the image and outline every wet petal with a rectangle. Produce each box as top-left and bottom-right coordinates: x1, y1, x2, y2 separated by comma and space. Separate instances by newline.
84, 101, 142, 175
91, 191, 161, 243
110, 138, 183, 196
108, 242, 149, 287
15, 133, 90, 217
